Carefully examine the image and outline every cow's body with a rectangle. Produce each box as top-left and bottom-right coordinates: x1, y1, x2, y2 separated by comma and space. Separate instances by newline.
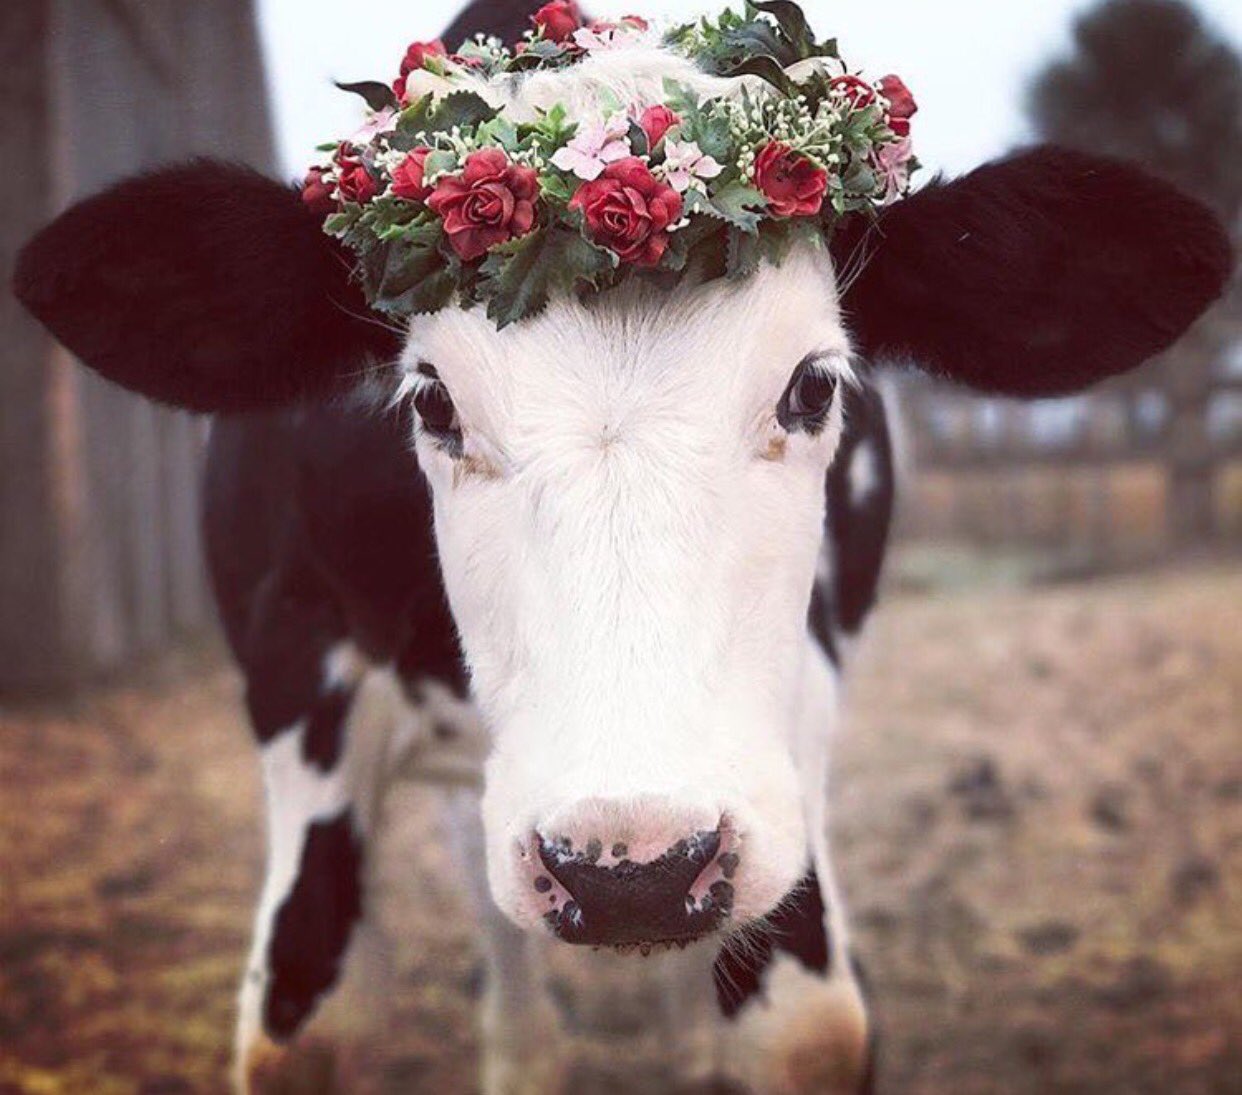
207, 375, 892, 1091
14, 0, 1230, 1089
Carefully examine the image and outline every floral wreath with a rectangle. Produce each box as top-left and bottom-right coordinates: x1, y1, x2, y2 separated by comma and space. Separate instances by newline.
302, 1, 918, 328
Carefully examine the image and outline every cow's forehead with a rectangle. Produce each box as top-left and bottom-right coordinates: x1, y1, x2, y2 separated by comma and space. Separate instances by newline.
403, 245, 846, 444
439, 42, 741, 123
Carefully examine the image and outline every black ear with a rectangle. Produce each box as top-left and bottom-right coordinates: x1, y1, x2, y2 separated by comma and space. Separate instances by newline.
443, 0, 542, 49
836, 146, 1233, 397
13, 161, 400, 414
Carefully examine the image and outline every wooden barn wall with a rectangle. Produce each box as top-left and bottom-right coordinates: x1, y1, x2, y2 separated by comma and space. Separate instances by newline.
1, 0, 275, 692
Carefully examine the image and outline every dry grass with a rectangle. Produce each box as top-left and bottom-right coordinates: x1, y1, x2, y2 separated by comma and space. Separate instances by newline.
1, 564, 1240, 1093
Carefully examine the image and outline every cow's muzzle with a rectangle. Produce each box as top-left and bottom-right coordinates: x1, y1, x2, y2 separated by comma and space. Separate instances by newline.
531, 824, 740, 949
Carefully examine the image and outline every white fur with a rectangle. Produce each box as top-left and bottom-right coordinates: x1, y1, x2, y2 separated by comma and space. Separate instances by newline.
394, 44, 863, 934
404, 236, 855, 931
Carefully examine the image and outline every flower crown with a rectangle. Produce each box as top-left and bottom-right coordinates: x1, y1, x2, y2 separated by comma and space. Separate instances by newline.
303, 1, 918, 328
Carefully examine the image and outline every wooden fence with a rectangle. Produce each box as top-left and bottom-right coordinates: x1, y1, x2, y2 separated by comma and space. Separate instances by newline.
895, 332, 1242, 559
1, 0, 274, 693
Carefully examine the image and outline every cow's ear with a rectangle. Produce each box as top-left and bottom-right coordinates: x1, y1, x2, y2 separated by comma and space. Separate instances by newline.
836, 146, 1233, 398
442, 0, 542, 48
13, 160, 400, 413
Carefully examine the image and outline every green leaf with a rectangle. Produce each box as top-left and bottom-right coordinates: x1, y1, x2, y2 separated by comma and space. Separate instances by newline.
393, 91, 498, 149
477, 228, 618, 328
334, 80, 398, 113
394, 268, 457, 316
726, 226, 762, 279
539, 173, 575, 205
841, 160, 877, 195
686, 182, 768, 234
322, 211, 359, 236
422, 149, 458, 179
477, 114, 520, 152
726, 54, 797, 96
752, 1, 814, 58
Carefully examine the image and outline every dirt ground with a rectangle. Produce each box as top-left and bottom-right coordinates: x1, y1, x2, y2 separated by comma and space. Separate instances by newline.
1, 560, 1240, 1094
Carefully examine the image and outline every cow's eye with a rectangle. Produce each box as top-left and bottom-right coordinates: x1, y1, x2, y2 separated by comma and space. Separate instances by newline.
777, 359, 838, 433
412, 364, 462, 453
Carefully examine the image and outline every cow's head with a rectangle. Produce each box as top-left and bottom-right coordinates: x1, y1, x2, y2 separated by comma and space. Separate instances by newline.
15, 9, 1230, 950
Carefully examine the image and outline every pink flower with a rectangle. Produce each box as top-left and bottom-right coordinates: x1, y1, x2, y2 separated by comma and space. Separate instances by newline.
351, 107, 397, 145
874, 138, 914, 204
878, 75, 917, 136
427, 149, 539, 261
570, 157, 683, 266
639, 105, 680, 148
551, 113, 631, 181
659, 139, 723, 193
391, 147, 434, 202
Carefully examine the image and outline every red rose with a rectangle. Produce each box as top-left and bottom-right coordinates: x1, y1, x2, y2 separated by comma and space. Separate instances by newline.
532, 0, 582, 43
427, 149, 539, 262
830, 74, 876, 110
301, 166, 335, 216
878, 74, 917, 136
400, 39, 447, 76
391, 148, 434, 202
570, 157, 683, 267
753, 142, 827, 218
619, 14, 649, 30
334, 145, 377, 205
639, 105, 680, 148
394, 39, 447, 101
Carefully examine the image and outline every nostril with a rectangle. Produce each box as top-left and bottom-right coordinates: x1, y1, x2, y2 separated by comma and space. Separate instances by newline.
532, 827, 738, 947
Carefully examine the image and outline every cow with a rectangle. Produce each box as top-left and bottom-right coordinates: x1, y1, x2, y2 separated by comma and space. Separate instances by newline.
13, 0, 1231, 1091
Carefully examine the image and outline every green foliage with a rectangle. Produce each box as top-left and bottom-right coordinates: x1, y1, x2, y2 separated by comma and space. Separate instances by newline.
477, 229, 619, 328
391, 92, 500, 151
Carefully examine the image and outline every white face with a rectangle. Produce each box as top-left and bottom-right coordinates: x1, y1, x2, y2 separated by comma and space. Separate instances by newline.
405, 246, 854, 944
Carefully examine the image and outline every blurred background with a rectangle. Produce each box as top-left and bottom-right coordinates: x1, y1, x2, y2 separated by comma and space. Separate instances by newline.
1, 1, 1239, 1092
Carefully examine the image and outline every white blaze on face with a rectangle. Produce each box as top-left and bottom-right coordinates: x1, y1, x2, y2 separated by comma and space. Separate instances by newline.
404, 246, 854, 930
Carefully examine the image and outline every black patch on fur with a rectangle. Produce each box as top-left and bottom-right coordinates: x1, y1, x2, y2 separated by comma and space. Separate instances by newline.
264, 809, 364, 1041
13, 161, 400, 413
443, 0, 549, 49
713, 870, 830, 1018
825, 380, 894, 636
207, 403, 470, 736
834, 146, 1233, 397
807, 583, 840, 667
240, 562, 348, 750
809, 378, 894, 660
541, 831, 725, 946
302, 685, 354, 771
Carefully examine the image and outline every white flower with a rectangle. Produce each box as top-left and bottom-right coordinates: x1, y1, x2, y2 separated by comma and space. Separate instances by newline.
659, 139, 724, 193
550, 112, 631, 180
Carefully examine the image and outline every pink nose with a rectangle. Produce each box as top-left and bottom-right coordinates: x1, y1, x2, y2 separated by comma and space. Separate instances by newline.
520, 805, 741, 948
